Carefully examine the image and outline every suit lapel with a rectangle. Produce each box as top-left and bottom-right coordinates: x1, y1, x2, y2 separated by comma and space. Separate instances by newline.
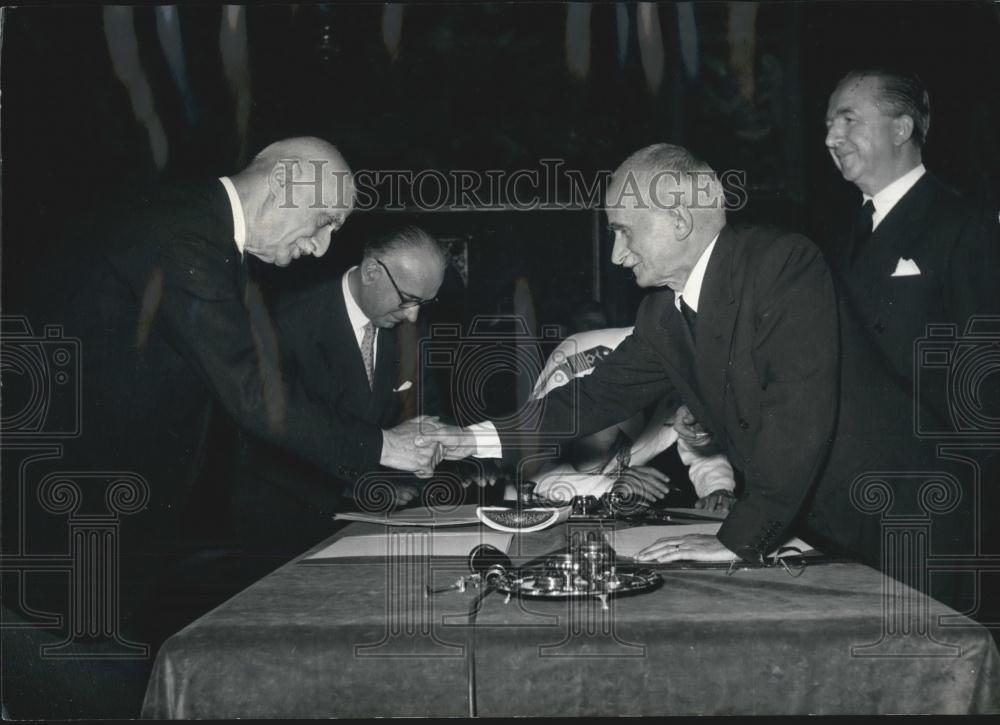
202, 180, 247, 295
654, 293, 714, 434
850, 173, 936, 306
692, 226, 742, 435
328, 287, 378, 413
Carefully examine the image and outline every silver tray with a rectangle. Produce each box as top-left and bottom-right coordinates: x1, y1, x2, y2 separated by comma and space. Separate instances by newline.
495, 566, 662, 600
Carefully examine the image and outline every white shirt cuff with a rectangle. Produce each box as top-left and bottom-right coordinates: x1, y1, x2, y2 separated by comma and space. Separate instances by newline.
466, 421, 503, 458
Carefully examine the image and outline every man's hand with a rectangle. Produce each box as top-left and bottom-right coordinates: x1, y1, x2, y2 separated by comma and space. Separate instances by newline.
695, 489, 736, 514
459, 460, 501, 488
674, 404, 713, 448
635, 534, 735, 563
422, 424, 479, 461
612, 465, 672, 504
380, 416, 445, 479
391, 482, 421, 507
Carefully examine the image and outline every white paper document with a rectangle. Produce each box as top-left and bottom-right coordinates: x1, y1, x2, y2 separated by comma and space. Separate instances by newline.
660, 507, 728, 521
333, 503, 482, 527
606, 524, 816, 560
306, 530, 513, 560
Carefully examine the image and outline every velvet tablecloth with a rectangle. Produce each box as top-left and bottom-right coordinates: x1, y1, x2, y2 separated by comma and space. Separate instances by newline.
141, 523, 1000, 717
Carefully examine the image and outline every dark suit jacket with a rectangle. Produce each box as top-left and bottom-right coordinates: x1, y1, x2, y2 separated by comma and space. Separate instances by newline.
14, 182, 385, 629
234, 275, 430, 553
825, 171, 1000, 429
499, 224, 928, 563
276, 275, 411, 431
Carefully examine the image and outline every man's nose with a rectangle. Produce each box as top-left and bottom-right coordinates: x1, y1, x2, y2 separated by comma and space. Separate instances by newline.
611, 236, 628, 266
313, 229, 332, 258
825, 123, 842, 149
403, 305, 420, 323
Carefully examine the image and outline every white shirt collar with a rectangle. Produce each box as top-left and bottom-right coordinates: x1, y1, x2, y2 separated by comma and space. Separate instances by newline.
675, 232, 720, 313
218, 177, 247, 255
865, 163, 926, 231
342, 266, 376, 346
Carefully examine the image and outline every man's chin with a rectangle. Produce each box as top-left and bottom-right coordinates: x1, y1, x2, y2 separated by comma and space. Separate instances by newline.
633, 275, 655, 288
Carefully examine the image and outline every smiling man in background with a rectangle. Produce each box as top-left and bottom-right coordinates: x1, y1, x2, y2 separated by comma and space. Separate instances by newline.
824, 67, 1000, 640
823, 68, 1000, 426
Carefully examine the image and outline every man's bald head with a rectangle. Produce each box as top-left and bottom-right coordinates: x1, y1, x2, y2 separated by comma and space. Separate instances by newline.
250, 136, 348, 173
355, 226, 448, 329
605, 143, 726, 292
608, 143, 726, 221
234, 136, 355, 267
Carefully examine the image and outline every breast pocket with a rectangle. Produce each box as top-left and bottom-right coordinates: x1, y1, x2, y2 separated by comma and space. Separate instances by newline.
880, 273, 936, 326
887, 270, 933, 300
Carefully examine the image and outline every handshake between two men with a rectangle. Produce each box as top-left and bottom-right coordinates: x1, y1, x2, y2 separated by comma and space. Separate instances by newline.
378, 404, 736, 513
377, 410, 737, 566
378, 416, 481, 479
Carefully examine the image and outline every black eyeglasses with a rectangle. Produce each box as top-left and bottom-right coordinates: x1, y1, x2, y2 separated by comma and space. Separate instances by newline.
375, 259, 437, 309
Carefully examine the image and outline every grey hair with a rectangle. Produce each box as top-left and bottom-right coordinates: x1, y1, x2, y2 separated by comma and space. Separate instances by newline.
611, 143, 724, 212
616, 143, 717, 179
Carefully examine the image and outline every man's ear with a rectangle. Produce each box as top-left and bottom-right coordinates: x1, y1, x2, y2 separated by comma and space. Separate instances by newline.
668, 206, 694, 241
893, 115, 915, 146
267, 158, 300, 207
359, 256, 380, 285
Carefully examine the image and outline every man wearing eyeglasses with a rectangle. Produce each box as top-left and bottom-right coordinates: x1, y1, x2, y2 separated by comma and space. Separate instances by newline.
234, 225, 448, 555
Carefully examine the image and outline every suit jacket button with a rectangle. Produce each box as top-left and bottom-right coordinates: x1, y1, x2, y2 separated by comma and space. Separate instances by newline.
738, 418, 749, 429
873, 322, 885, 334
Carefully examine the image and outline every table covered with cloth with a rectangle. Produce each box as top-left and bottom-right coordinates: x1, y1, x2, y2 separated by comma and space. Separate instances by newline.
141, 522, 1000, 717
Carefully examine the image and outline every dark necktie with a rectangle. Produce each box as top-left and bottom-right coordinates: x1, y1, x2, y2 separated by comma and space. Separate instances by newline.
679, 295, 698, 343
361, 322, 376, 389
850, 199, 876, 265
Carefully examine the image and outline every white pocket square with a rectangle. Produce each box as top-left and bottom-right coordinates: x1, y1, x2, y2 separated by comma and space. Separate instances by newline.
393, 381, 413, 393
891, 258, 921, 277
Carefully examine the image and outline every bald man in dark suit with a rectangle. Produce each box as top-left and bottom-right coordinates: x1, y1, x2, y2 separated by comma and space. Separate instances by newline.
434, 143, 964, 607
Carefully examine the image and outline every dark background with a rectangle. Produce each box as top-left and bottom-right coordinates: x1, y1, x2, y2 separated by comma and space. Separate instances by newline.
4, 1, 998, 322
2, 0, 999, 442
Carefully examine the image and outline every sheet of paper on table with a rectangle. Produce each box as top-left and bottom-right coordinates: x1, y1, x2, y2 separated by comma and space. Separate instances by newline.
333, 503, 481, 526
660, 507, 728, 521
306, 530, 514, 560
606, 523, 817, 560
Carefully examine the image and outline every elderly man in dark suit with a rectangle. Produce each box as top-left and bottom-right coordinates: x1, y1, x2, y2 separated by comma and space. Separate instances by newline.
433, 143, 957, 582
1, 138, 445, 718
47, 137, 443, 605
235, 226, 448, 555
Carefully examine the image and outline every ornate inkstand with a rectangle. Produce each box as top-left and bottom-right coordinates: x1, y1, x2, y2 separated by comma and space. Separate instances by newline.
427, 536, 662, 610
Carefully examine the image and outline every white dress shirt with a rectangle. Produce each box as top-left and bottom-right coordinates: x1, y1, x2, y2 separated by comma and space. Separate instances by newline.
865, 163, 926, 231
342, 266, 378, 369
674, 232, 720, 313
471, 233, 723, 459
220, 180, 377, 365
218, 176, 247, 255
526, 327, 734, 500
